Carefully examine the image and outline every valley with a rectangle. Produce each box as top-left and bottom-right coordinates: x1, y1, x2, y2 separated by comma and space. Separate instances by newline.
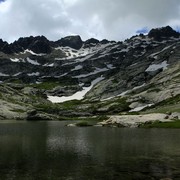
0, 26, 179, 126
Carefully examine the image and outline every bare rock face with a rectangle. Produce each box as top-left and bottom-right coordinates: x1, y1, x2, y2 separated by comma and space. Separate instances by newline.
55, 35, 83, 50
0, 39, 13, 54
148, 26, 179, 40
12, 36, 52, 54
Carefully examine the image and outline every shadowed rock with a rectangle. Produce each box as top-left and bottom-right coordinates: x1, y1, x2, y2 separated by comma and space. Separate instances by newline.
148, 26, 179, 40
55, 35, 83, 50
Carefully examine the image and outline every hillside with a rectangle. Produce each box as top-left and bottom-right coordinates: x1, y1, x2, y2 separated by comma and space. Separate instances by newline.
0, 26, 179, 120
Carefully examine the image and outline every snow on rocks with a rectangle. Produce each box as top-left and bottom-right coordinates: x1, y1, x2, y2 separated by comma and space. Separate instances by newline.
129, 104, 154, 112
145, 61, 169, 72
27, 72, 40, 76
55, 43, 116, 62
10, 58, 21, 62
101, 84, 146, 101
13, 72, 22, 76
0, 73, 9, 76
74, 67, 108, 78
26, 57, 40, 66
22, 49, 46, 56
71, 65, 83, 71
43, 63, 54, 67
148, 45, 173, 59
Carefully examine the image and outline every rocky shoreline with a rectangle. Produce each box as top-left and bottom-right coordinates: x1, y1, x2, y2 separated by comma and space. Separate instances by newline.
98, 113, 180, 127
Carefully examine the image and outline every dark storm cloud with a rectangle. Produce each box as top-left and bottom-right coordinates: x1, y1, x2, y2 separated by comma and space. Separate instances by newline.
0, 0, 180, 42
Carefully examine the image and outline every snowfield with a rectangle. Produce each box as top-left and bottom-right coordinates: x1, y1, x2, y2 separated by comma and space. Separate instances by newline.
48, 76, 104, 103
145, 61, 169, 72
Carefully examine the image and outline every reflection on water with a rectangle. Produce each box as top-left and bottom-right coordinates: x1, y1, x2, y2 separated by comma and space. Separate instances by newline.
0, 121, 180, 179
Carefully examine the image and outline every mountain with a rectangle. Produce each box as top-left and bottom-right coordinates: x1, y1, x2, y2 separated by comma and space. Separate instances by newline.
0, 26, 179, 120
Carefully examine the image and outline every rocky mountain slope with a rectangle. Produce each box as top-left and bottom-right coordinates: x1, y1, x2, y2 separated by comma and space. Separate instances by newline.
0, 26, 179, 120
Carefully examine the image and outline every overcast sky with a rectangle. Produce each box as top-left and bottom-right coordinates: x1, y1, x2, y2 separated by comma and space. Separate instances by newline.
0, 0, 180, 42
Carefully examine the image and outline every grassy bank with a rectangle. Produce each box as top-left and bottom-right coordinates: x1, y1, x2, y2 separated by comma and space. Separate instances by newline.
140, 120, 180, 128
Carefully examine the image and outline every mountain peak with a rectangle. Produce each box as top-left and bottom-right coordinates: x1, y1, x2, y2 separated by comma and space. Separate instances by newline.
148, 26, 179, 40
55, 35, 83, 50
11, 35, 51, 54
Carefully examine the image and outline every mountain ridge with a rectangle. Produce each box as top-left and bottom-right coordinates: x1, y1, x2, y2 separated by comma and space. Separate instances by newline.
0, 25, 179, 120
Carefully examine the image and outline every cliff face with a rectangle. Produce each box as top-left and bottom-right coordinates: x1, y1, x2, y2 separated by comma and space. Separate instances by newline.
0, 26, 179, 119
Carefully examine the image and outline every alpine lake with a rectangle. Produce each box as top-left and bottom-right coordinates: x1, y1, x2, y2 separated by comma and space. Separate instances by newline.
0, 120, 180, 180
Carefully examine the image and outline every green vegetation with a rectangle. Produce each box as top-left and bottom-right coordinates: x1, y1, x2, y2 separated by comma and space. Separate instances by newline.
60, 99, 83, 109
30, 77, 78, 90
78, 115, 109, 122
147, 88, 161, 93
5, 79, 23, 84
144, 104, 180, 114
140, 120, 180, 128
32, 81, 61, 90
94, 97, 130, 114
157, 94, 180, 106
11, 109, 26, 113
143, 94, 180, 114
35, 103, 61, 114
122, 111, 140, 115
35, 95, 130, 119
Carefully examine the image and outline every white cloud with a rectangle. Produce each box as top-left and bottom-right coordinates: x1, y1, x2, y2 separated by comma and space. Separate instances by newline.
0, 0, 180, 43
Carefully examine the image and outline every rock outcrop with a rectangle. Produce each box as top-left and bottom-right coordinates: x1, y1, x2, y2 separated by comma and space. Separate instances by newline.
55, 35, 83, 50
98, 113, 173, 128
11, 35, 52, 54
148, 26, 179, 40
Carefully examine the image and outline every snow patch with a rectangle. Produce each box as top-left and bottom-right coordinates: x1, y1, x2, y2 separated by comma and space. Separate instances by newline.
55, 43, 116, 63
48, 76, 104, 103
129, 104, 153, 112
106, 64, 115, 69
145, 61, 169, 72
101, 90, 130, 101
0, 73, 9, 76
130, 63, 138, 66
13, 72, 22, 76
23, 49, 46, 56
26, 57, 40, 66
149, 45, 173, 59
27, 72, 40, 76
74, 67, 108, 78
43, 63, 54, 67
54, 73, 68, 78
101, 84, 145, 101
10, 58, 20, 62
71, 65, 83, 71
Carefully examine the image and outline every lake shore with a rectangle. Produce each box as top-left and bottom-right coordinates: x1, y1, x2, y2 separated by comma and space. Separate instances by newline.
98, 113, 180, 128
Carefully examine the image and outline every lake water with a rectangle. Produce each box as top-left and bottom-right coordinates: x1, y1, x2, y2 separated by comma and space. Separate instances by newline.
0, 121, 180, 180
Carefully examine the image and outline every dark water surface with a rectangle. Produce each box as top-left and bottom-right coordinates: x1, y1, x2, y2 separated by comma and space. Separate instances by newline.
0, 121, 180, 180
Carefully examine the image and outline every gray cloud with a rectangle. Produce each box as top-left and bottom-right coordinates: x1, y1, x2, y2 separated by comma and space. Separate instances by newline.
0, 0, 180, 42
